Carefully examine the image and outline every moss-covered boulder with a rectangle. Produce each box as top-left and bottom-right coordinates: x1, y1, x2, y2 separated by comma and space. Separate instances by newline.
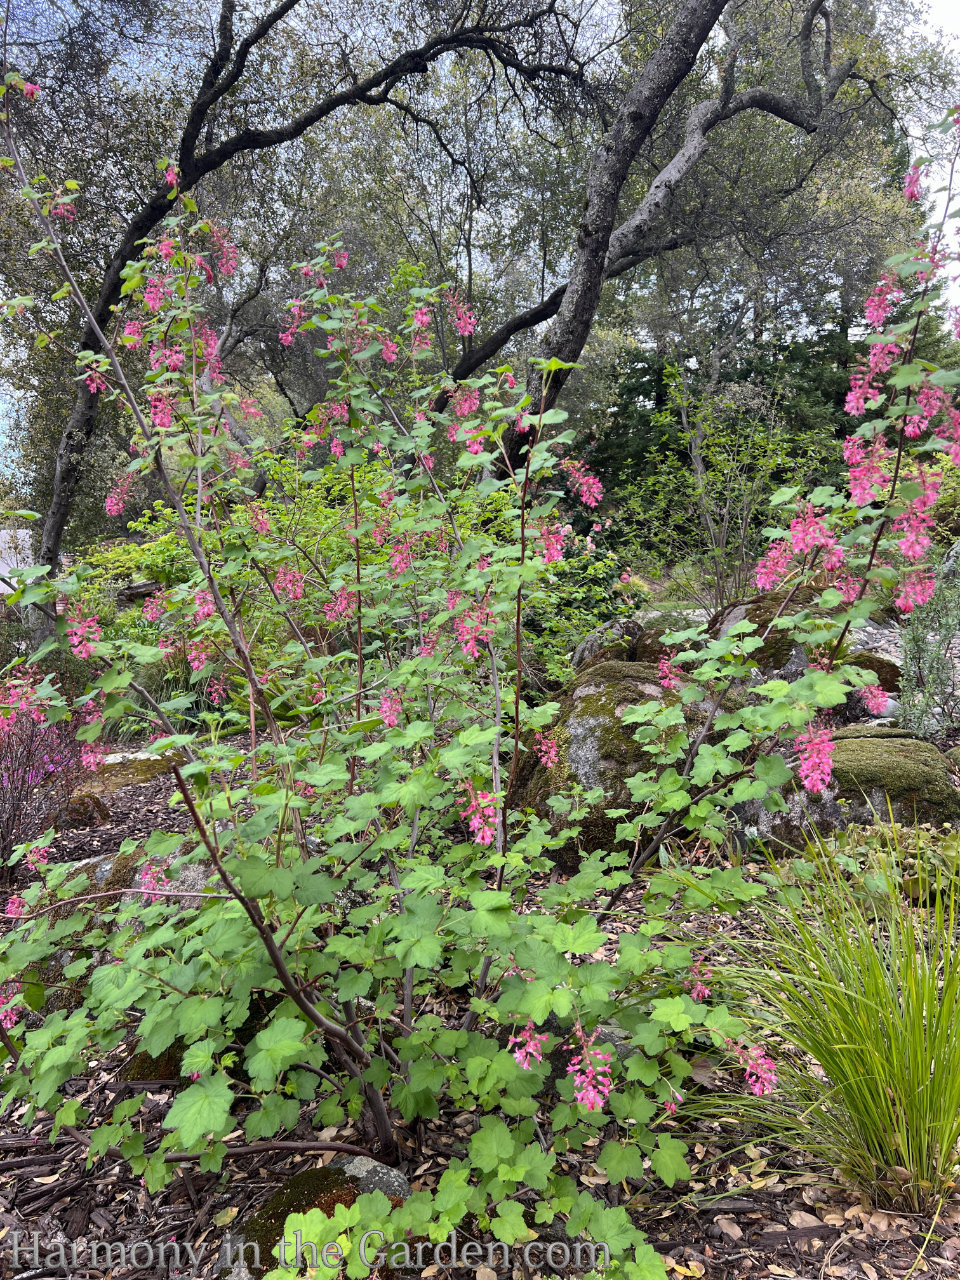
570, 606, 709, 672
512, 660, 734, 871
225, 1161, 410, 1278
745, 727, 960, 848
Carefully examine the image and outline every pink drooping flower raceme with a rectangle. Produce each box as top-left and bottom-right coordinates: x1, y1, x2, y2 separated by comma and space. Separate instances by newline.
560, 458, 603, 509
273, 566, 305, 601
755, 539, 794, 591
903, 163, 925, 202
323, 586, 357, 623
507, 1020, 549, 1069
209, 223, 238, 276
84, 369, 107, 394
332, 249, 348, 270
684, 957, 712, 1003
539, 523, 566, 564
658, 653, 683, 692
389, 541, 413, 577
192, 589, 215, 621
447, 291, 477, 337
5, 896, 27, 919
141, 862, 171, 903
279, 300, 305, 347
0, 981, 21, 1029
859, 685, 889, 715
25, 845, 50, 874
142, 591, 168, 623
460, 782, 497, 846
454, 605, 495, 658
187, 639, 211, 672
794, 726, 834, 794
843, 435, 891, 506
66, 610, 101, 660
22, 82, 40, 100
105, 472, 133, 517
379, 691, 402, 728
735, 1043, 777, 1096
380, 337, 398, 364
896, 567, 936, 614
789, 504, 843, 569
451, 385, 481, 420
864, 273, 903, 330
247, 503, 271, 536
567, 1024, 613, 1112
534, 731, 559, 769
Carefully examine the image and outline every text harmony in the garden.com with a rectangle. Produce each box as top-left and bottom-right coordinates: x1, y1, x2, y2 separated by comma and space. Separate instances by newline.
7, 1230, 613, 1273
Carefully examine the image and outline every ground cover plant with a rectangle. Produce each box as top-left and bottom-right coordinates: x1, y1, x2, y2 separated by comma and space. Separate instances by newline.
5, 40, 960, 1280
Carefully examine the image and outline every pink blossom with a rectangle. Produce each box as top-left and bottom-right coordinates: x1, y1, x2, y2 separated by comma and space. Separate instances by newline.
560, 458, 603, 509
448, 291, 477, 337
330, 437, 344, 460
323, 587, 357, 623
26, 846, 49, 873
567, 1024, 613, 1112
158, 236, 176, 262
508, 1020, 549, 1069
794, 726, 835, 794
105, 473, 133, 517
735, 1043, 777, 1096
789, 504, 841, 561
187, 639, 211, 672
412, 306, 432, 329
149, 394, 173, 431
539, 523, 566, 564
247, 504, 271, 535
844, 435, 890, 506
194, 589, 215, 620
66, 610, 102, 660
0, 981, 21, 1029
4, 896, 26, 919
209, 224, 238, 276
460, 782, 497, 846
420, 453, 435, 471
239, 397, 263, 420
122, 321, 144, 348
535, 731, 559, 769
619, 571, 631, 583
684, 957, 712, 1003
85, 369, 107, 394
379, 690, 402, 728
859, 685, 889, 715
418, 633, 438, 658
22, 83, 40, 100
381, 337, 398, 363
663, 1085, 684, 1116
143, 276, 171, 312
142, 591, 168, 622
274, 566, 305, 601
658, 653, 683, 692
864, 274, 903, 330
333, 250, 348, 270
454, 606, 494, 658
141, 862, 171, 903
466, 436, 484, 455
834, 572, 863, 604
389, 542, 412, 576
903, 163, 924, 202
896, 568, 936, 613
49, 203, 74, 221
207, 673, 230, 705
452, 386, 481, 419
165, 166, 177, 186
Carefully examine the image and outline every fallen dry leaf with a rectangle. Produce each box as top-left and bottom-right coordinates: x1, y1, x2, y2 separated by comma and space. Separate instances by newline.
715, 1217, 742, 1241
789, 1210, 823, 1229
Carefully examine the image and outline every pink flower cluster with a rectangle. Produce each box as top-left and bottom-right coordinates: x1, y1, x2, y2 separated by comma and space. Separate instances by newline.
66, 610, 102, 660
323, 587, 357, 623
0, 981, 21, 1030
539, 523, 566, 564
4, 896, 26, 919
454, 605, 495, 658
735, 1043, 777, 1096
379, 690, 402, 728
794, 726, 834, 794
187, 639, 211, 672
754, 504, 842, 591
105, 473, 134, 517
560, 458, 603, 509
859, 684, 889, 715
534, 731, 559, 769
684, 957, 712, 1003
507, 1020, 549, 1069
658, 653, 682, 692
895, 567, 936, 614
194, 589, 215, 620
460, 781, 497, 846
141, 862, 171, 903
567, 1024, 613, 1112
447, 291, 477, 337
274, 566, 305, 601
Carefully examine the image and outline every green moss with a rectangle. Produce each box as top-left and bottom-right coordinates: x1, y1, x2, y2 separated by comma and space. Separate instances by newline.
239, 1167, 357, 1276
831, 735, 960, 824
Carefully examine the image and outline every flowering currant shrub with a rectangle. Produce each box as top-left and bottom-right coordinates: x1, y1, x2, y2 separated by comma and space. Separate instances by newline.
0, 160, 762, 1280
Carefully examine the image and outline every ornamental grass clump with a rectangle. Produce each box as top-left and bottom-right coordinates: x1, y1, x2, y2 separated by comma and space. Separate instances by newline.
729, 843, 960, 1212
